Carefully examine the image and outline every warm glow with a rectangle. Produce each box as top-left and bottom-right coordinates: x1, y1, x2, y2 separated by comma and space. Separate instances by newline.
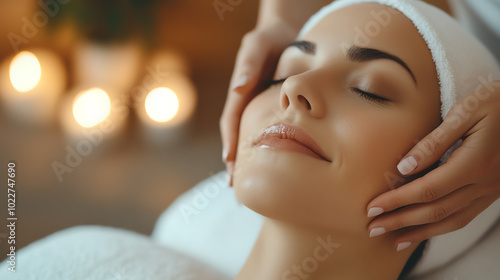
9, 51, 42, 92
145, 87, 179, 123
73, 88, 111, 128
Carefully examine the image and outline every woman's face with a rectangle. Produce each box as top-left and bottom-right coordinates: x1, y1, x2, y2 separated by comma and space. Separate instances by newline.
233, 3, 441, 235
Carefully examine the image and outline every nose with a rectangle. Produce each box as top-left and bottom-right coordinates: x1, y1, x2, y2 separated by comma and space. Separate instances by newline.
280, 72, 327, 119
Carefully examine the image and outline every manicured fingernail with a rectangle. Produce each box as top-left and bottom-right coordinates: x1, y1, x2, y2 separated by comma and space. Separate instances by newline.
369, 227, 386, 238
397, 156, 417, 175
232, 75, 248, 91
367, 207, 384, 218
397, 241, 412, 251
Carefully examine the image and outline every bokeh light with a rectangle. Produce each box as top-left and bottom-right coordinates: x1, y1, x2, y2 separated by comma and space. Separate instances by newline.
145, 87, 179, 123
9, 51, 42, 92
72, 88, 111, 128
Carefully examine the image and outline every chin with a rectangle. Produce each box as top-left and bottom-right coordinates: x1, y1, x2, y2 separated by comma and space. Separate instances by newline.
233, 148, 336, 226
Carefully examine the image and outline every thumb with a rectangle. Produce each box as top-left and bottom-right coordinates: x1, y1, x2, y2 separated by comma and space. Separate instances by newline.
397, 105, 477, 175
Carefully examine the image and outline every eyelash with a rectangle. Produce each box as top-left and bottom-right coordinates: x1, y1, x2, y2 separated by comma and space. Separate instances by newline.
268, 78, 390, 103
351, 87, 390, 103
268, 78, 287, 86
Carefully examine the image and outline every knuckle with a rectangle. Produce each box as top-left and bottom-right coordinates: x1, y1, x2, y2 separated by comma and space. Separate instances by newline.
447, 102, 461, 117
219, 114, 225, 126
421, 184, 440, 202
431, 204, 448, 222
219, 113, 229, 129
237, 33, 261, 61
241, 32, 256, 44
391, 191, 405, 210
242, 30, 265, 47
392, 218, 406, 230
420, 135, 442, 159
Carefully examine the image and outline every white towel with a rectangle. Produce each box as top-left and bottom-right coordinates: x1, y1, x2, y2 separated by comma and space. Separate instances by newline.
0, 225, 227, 280
298, 0, 500, 276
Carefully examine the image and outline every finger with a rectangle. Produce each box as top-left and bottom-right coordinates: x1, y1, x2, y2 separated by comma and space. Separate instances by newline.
367, 156, 475, 215
229, 32, 278, 95
221, 33, 283, 163
392, 194, 500, 251
397, 102, 482, 176
368, 183, 484, 235
220, 36, 263, 162
220, 85, 256, 163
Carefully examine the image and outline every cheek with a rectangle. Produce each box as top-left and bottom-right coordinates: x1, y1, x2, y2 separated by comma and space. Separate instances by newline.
330, 102, 437, 202
234, 91, 346, 228
237, 90, 279, 153
333, 113, 401, 198
234, 90, 280, 187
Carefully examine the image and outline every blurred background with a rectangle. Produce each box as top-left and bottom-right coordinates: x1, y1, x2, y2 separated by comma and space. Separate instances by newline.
0, 0, 449, 253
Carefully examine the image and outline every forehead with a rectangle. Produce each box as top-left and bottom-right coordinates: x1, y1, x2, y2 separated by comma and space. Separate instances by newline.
303, 4, 425, 53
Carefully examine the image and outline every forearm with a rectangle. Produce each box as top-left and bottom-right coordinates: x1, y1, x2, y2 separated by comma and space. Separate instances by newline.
257, 0, 322, 32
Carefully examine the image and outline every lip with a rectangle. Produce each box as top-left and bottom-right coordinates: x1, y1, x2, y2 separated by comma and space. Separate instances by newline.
254, 122, 331, 162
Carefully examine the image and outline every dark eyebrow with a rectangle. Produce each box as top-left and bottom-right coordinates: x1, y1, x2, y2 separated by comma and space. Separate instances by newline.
347, 45, 417, 86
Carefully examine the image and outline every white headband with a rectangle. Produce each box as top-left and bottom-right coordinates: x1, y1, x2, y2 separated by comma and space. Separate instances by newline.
298, 0, 500, 276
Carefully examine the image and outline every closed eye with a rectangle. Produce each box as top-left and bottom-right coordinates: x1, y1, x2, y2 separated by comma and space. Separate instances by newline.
268, 78, 287, 87
351, 88, 390, 103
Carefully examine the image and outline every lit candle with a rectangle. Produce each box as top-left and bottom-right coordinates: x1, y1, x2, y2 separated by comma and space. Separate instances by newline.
136, 72, 197, 144
61, 86, 128, 144
0, 49, 66, 127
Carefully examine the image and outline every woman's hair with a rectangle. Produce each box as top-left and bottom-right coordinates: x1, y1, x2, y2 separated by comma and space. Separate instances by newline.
398, 239, 428, 279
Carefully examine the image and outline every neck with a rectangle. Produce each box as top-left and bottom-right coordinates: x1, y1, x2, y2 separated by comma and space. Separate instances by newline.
234, 218, 416, 280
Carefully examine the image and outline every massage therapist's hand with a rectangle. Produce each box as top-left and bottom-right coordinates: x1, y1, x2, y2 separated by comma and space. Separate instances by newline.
220, 0, 320, 185
367, 79, 500, 251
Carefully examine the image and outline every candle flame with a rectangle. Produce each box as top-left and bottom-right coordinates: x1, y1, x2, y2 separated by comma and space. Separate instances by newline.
73, 88, 111, 128
9, 51, 42, 92
145, 87, 179, 123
